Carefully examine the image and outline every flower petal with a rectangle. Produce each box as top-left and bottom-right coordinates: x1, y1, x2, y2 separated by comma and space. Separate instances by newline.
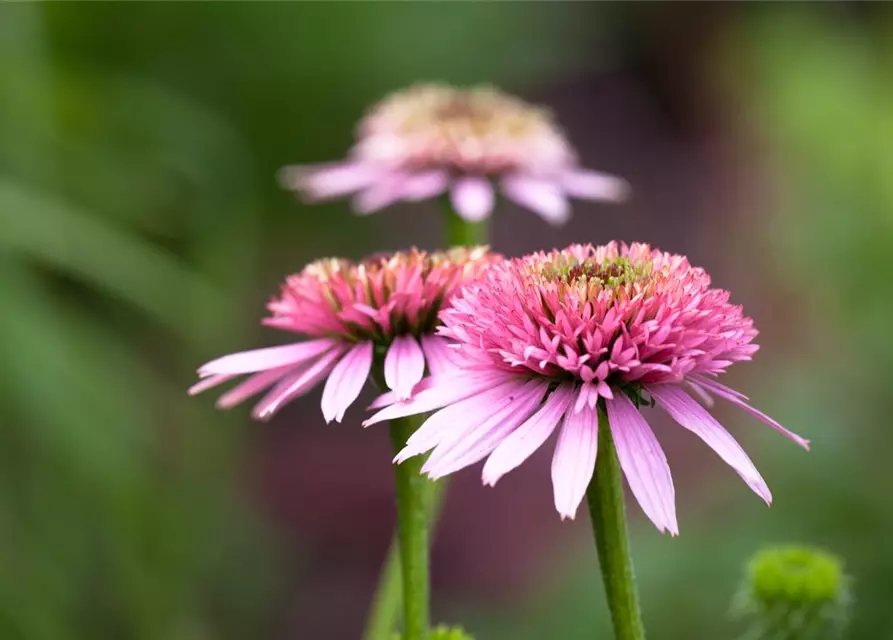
423, 380, 549, 478
278, 161, 380, 200
559, 169, 630, 202
648, 385, 771, 504
188, 374, 235, 396
353, 176, 409, 214
396, 379, 529, 464
481, 383, 575, 486
251, 348, 345, 421
384, 335, 426, 400
690, 378, 810, 450
198, 339, 337, 376
450, 176, 495, 222
367, 376, 438, 411
420, 336, 460, 377
501, 175, 569, 225
551, 401, 599, 520
605, 393, 678, 535
401, 170, 449, 201
685, 380, 715, 408
363, 370, 511, 425
688, 374, 749, 400
216, 365, 293, 409
320, 341, 373, 423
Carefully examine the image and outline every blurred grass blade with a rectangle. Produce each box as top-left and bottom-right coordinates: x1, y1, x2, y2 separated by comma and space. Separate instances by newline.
0, 179, 225, 348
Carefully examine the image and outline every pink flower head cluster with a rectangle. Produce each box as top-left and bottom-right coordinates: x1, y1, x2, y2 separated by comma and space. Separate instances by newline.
191, 246, 498, 423
366, 242, 809, 533
280, 83, 629, 225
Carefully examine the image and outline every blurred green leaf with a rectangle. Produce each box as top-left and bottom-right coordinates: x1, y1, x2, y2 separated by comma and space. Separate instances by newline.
0, 180, 226, 348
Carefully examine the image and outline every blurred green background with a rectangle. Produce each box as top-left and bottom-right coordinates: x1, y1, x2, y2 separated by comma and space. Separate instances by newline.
2, 4, 891, 639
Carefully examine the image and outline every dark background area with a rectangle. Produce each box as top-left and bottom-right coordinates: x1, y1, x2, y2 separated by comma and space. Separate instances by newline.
1, 4, 891, 639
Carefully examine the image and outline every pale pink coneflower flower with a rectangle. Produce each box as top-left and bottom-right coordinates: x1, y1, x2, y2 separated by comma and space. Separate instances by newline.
190, 247, 499, 423
279, 83, 629, 226
364, 243, 809, 534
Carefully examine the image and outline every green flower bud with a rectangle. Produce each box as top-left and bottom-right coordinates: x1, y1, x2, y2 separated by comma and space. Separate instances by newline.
733, 545, 851, 640
392, 624, 475, 640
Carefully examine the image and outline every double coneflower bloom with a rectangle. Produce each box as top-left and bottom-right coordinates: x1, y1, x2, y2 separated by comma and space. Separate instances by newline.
365, 242, 809, 533
280, 83, 629, 225
190, 80, 813, 640
191, 246, 498, 422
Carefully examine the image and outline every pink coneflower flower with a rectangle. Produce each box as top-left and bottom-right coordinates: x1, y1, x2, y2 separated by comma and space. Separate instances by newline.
279, 83, 629, 225
364, 243, 809, 533
190, 246, 498, 423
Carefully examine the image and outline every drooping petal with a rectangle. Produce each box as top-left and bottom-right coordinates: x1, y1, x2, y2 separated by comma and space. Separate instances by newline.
688, 374, 749, 401
353, 176, 409, 214
648, 385, 771, 504
217, 365, 293, 409
320, 341, 373, 423
574, 381, 599, 413
198, 339, 337, 376
501, 175, 569, 225
367, 376, 438, 411
551, 400, 599, 520
420, 336, 460, 377
401, 170, 449, 201
188, 374, 235, 396
481, 383, 575, 486
450, 176, 495, 222
395, 379, 529, 464
605, 393, 678, 535
251, 348, 345, 421
690, 378, 810, 450
278, 161, 380, 200
423, 380, 549, 478
363, 370, 512, 425
685, 380, 715, 408
384, 335, 426, 400
559, 169, 630, 202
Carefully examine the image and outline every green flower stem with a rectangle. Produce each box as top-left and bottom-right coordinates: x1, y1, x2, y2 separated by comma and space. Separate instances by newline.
387, 414, 433, 640
586, 410, 646, 640
363, 478, 446, 640
445, 208, 489, 247
365, 196, 489, 640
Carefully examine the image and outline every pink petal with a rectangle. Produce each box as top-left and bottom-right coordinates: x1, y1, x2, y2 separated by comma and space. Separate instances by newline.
320, 341, 373, 423
551, 401, 599, 520
401, 170, 449, 201
279, 161, 380, 200
188, 374, 235, 396
605, 393, 678, 535
396, 380, 529, 464
684, 380, 715, 408
363, 370, 512, 426
422, 381, 549, 479
559, 169, 630, 202
353, 176, 408, 214
251, 348, 345, 421
450, 176, 495, 222
648, 385, 771, 504
420, 336, 460, 377
481, 383, 575, 486
501, 175, 569, 225
688, 374, 749, 401
384, 335, 425, 400
574, 381, 599, 413
690, 379, 810, 450
216, 365, 293, 409
198, 339, 337, 376
367, 376, 438, 411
